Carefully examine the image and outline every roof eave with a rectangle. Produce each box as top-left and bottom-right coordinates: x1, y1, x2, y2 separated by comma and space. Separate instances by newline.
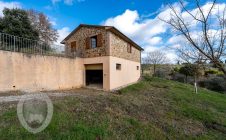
60, 24, 144, 51
60, 24, 84, 44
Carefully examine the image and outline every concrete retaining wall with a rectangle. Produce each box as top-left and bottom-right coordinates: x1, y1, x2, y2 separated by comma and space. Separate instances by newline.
0, 51, 83, 92
0, 51, 141, 92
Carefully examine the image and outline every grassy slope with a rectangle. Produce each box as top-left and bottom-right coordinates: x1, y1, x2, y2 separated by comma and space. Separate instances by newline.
1, 77, 226, 140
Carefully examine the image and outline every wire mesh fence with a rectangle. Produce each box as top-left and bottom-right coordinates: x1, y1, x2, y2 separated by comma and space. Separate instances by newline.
0, 32, 67, 57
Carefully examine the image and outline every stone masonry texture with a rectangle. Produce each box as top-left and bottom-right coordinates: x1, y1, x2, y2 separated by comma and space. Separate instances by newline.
64, 26, 141, 62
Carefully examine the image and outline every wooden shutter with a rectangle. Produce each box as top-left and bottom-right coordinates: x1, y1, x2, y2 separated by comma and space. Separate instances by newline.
127, 43, 131, 53
86, 37, 90, 49
97, 34, 102, 47
71, 41, 76, 52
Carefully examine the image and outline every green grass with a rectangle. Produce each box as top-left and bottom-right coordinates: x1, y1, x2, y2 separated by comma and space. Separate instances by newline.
1, 77, 226, 139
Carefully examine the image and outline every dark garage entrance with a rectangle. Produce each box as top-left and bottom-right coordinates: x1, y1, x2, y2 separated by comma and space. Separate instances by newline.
85, 64, 103, 89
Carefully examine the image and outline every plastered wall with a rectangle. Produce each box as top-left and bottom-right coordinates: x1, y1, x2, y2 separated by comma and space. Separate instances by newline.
0, 51, 83, 92
0, 51, 141, 92
109, 56, 141, 90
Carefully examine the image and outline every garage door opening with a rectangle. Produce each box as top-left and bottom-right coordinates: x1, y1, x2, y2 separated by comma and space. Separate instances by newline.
85, 64, 103, 89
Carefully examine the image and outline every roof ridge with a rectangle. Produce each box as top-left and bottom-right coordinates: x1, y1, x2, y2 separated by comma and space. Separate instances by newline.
80, 24, 113, 28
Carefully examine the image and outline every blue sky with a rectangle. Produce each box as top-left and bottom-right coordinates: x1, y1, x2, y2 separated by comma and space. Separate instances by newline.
4, 0, 174, 29
1, 0, 226, 62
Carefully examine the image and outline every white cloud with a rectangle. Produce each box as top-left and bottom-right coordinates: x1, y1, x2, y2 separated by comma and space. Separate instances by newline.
165, 51, 178, 62
143, 46, 159, 52
51, 0, 85, 5
104, 9, 169, 44
142, 45, 177, 63
44, 5, 53, 10
147, 37, 162, 45
103, 9, 172, 61
104, 10, 141, 38
50, 20, 57, 26
0, 1, 21, 17
56, 27, 71, 45
182, 2, 226, 19
167, 35, 185, 45
103, 2, 226, 64
170, 44, 181, 49
64, 0, 73, 5
51, 0, 61, 5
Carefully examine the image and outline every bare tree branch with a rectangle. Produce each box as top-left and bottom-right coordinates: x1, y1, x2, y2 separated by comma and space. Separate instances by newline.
160, 0, 226, 75
143, 51, 168, 75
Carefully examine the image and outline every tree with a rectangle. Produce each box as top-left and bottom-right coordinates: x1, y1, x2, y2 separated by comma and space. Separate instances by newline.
179, 65, 193, 83
176, 43, 207, 64
143, 51, 168, 76
160, 0, 226, 75
179, 64, 202, 93
0, 8, 39, 40
27, 9, 58, 44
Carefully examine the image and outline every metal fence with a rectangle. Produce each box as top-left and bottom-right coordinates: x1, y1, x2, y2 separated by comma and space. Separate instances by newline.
0, 32, 67, 57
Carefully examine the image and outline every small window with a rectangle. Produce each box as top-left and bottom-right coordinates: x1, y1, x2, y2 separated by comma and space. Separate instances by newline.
91, 36, 97, 48
127, 44, 132, 53
71, 41, 76, 52
137, 66, 139, 70
116, 63, 121, 70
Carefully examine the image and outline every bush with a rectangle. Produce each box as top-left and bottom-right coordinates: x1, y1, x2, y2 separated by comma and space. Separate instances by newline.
205, 69, 224, 76
173, 67, 180, 72
171, 73, 186, 83
198, 77, 226, 93
154, 69, 171, 79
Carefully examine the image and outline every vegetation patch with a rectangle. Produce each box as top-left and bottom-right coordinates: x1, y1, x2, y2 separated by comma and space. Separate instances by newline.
1, 77, 226, 139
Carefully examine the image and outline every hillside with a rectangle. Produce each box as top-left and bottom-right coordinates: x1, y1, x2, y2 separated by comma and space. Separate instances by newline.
1, 77, 226, 139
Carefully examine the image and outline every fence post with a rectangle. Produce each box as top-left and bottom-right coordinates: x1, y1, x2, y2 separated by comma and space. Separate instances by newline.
0, 33, 1, 48
40, 43, 42, 55
0, 33, 1, 49
13, 36, 16, 52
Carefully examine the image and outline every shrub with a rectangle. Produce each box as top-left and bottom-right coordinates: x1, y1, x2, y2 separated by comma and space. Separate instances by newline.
173, 67, 180, 72
198, 77, 226, 93
205, 69, 223, 76
154, 69, 171, 79
171, 73, 186, 83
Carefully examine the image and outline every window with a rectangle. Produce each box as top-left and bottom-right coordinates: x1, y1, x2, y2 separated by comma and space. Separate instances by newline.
116, 63, 121, 70
137, 66, 139, 70
71, 41, 76, 52
127, 44, 132, 53
86, 34, 102, 49
91, 36, 97, 48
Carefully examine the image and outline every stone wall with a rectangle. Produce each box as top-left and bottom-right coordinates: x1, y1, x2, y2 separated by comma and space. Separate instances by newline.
65, 27, 109, 58
64, 26, 141, 63
109, 32, 141, 62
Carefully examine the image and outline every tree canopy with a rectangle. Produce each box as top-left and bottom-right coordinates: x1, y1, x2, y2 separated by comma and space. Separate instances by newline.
0, 8, 58, 45
0, 8, 39, 40
27, 9, 58, 44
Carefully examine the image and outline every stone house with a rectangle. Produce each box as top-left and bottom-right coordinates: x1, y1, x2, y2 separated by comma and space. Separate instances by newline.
61, 24, 143, 91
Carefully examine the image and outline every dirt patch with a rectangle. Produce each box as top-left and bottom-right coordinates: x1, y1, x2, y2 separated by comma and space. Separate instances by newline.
0, 90, 24, 97
0, 88, 110, 103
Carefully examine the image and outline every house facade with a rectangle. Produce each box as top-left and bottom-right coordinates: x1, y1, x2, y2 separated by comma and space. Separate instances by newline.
61, 24, 143, 91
